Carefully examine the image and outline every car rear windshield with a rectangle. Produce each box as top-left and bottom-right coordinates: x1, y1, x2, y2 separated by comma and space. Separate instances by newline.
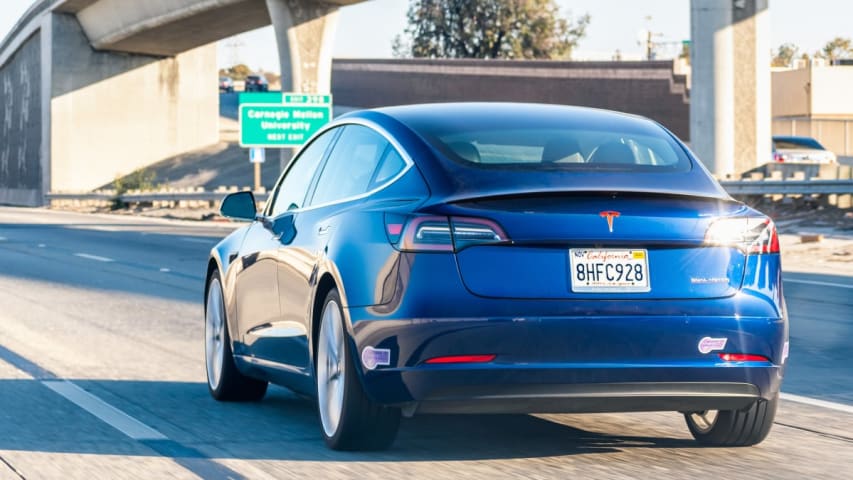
410, 123, 692, 173
773, 137, 825, 150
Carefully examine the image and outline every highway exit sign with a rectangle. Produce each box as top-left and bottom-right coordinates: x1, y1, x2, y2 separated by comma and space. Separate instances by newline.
239, 93, 332, 148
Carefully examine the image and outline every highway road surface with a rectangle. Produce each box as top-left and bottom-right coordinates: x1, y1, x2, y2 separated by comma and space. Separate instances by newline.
0, 207, 851, 479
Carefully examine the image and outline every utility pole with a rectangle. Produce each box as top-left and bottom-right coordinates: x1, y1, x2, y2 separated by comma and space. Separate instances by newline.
642, 16, 664, 61
224, 38, 245, 67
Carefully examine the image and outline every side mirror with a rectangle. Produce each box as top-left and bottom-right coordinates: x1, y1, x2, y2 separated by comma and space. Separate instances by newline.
220, 191, 257, 221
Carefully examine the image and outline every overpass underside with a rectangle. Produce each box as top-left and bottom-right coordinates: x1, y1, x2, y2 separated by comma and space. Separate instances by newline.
0, 0, 362, 206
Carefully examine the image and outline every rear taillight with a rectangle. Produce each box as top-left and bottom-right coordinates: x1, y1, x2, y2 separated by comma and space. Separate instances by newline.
773, 153, 785, 163
393, 215, 508, 252
704, 217, 780, 254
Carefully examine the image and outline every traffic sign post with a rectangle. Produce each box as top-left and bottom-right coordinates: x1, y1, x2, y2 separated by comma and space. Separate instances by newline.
249, 148, 265, 191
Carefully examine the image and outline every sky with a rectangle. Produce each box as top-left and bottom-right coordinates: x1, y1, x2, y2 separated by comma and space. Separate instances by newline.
2, 0, 851, 73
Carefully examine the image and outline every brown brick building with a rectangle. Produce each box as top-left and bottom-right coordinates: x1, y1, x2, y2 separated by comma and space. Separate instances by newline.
331, 59, 691, 141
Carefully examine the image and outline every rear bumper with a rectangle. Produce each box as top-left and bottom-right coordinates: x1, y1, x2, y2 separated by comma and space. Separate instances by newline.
347, 313, 786, 413
413, 382, 760, 414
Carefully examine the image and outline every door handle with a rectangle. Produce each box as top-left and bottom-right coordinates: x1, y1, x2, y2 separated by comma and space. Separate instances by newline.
318, 225, 331, 236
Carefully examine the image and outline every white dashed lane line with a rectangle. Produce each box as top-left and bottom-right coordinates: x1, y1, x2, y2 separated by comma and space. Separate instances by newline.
179, 237, 217, 244
784, 278, 853, 289
73, 253, 115, 262
781, 392, 853, 414
0, 344, 246, 479
42, 381, 167, 440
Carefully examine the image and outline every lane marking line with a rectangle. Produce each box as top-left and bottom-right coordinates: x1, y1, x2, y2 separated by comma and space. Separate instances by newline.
783, 278, 853, 289
780, 392, 853, 414
0, 454, 25, 480
0, 344, 246, 479
42, 380, 167, 440
73, 252, 114, 262
179, 237, 216, 244
160, 267, 171, 272
0, 236, 6, 241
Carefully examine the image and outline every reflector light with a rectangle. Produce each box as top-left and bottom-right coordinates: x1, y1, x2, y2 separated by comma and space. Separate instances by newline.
424, 354, 496, 364
704, 217, 780, 254
718, 353, 770, 362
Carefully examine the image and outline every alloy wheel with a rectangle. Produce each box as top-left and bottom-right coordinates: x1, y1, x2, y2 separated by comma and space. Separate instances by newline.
317, 299, 346, 438
688, 410, 719, 434
205, 278, 225, 390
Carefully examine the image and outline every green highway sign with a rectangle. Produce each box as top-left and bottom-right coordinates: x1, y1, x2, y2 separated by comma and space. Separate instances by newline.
239, 93, 332, 148
238, 93, 331, 105
283, 94, 332, 104
239, 92, 283, 104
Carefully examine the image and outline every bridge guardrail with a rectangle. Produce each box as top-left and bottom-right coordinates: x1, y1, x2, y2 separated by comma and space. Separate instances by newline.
46, 178, 852, 209
46, 187, 270, 208
719, 178, 853, 195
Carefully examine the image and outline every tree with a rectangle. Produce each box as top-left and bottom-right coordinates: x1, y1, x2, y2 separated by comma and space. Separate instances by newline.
771, 43, 798, 67
818, 37, 853, 61
263, 71, 281, 86
394, 0, 590, 60
219, 64, 251, 80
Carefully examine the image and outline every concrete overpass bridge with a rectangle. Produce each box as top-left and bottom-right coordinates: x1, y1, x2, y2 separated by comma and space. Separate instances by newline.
0, 0, 363, 206
0, 0, 769, 206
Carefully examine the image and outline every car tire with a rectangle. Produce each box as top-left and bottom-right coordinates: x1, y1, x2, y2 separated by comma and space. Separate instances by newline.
315, 288, 400, 451
684, 393, 778, 446
205, 270, 268, 402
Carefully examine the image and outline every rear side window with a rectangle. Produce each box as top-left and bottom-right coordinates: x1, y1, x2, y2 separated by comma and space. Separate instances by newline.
415, 127, 691, 173
370, 148, 406, 188
269, 128, 337, 216
309, 125, 391, 206
773, 137, 825, 150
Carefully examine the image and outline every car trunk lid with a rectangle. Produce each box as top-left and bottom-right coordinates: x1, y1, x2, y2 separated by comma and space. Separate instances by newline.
435, 193, 749, 300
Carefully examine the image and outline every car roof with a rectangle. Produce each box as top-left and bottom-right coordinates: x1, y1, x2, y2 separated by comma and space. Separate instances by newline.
772, 135, 817, 141
372, 102, 650, 130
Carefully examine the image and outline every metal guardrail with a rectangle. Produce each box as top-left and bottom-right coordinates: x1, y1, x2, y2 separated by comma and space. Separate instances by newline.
719, 179, 853, 195
46, 189, 269, 206
120, 191, 269, 203
46, 179, 852, 207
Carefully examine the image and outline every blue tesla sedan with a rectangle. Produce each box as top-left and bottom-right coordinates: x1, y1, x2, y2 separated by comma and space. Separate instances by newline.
205, 103, 787, 451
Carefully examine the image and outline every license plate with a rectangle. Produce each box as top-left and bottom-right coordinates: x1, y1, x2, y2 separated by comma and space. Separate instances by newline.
569, 249, 650, 293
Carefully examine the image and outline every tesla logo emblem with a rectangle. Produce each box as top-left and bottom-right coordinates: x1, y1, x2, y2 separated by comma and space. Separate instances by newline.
600, 211, 620, 233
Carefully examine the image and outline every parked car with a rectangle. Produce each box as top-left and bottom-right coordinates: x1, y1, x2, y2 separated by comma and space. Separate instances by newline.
219, 76, 234, 93
772, 135, 837, 164
244, 75, 269, 92
205, 103, 787, 451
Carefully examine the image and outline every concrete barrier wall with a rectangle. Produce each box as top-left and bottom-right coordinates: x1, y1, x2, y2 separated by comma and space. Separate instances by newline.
331, 59, 691, 140
0, 32, 42, 206
49, 13, 219, 193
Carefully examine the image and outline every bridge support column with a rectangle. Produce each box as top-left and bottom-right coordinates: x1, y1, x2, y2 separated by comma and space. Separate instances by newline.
266, 0, 341, 171
690, 0, 770, 177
